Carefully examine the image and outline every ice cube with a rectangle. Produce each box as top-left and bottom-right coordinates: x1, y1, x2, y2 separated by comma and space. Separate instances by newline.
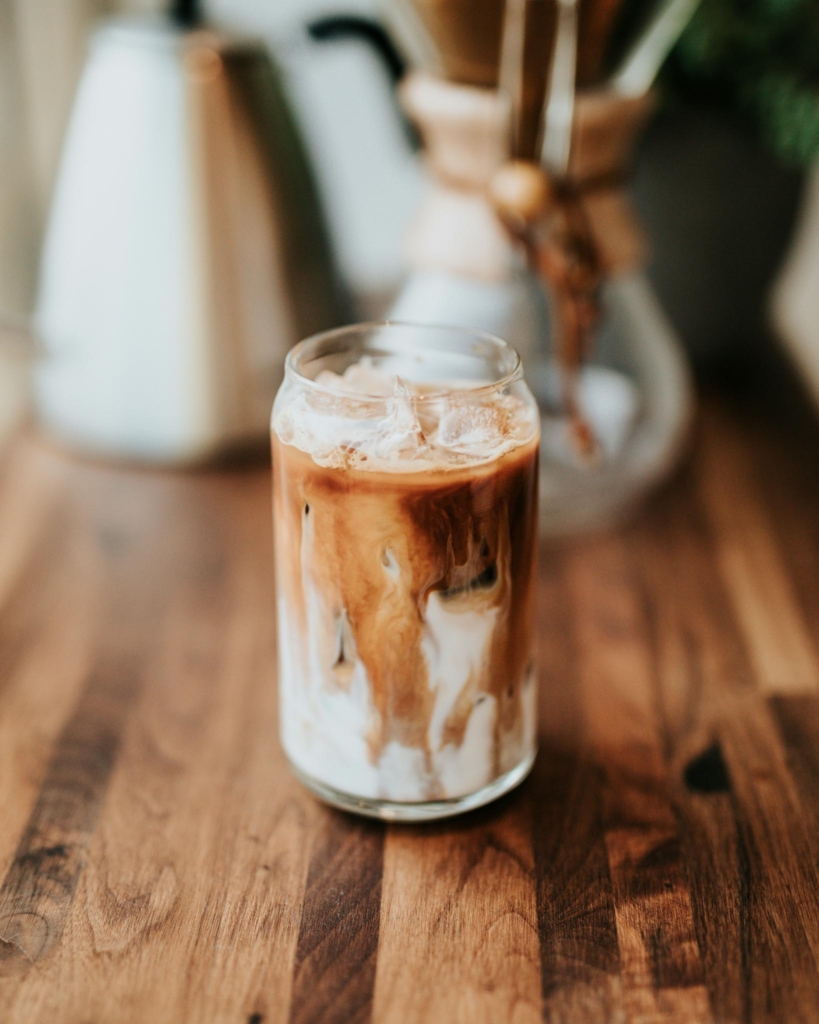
436, 401, 501, 452
373, 377, 428, 459
316, 358, 395, 398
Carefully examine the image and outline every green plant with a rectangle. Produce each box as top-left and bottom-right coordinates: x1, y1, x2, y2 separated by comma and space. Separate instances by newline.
671, 0, 819, 165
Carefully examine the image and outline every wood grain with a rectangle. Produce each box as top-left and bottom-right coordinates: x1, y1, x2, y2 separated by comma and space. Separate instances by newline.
0, 459, 172, 978
1, 378, 819, 1023
695, 406, 819, 696
628, 417, 819, 1023
566, 538, 710, 1023
770, 696, 819, 849
627, 480, 752, 1024
373, 798, 541, 1024
533, 548, 623, 1024
290, 812, 383, 1024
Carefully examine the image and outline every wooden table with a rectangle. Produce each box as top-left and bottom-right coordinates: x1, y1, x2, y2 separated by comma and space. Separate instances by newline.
1, 382, 818, 1024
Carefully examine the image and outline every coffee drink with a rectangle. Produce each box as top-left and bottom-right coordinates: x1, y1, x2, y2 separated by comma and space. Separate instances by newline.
271, 324, 539, 818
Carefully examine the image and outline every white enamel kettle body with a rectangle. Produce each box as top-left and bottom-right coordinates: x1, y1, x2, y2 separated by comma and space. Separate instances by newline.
34, 16, 346, 463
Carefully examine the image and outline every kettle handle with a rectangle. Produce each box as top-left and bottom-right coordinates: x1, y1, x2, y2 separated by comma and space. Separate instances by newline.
307, 15, 408, 83
306, 14, 420, 149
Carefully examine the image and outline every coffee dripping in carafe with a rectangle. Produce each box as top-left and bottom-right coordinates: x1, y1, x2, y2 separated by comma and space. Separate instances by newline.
24, 0, 348, 463
390, 0, 696, 532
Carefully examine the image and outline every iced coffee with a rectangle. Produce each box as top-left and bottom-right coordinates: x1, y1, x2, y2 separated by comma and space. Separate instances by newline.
271, 323, 539, 820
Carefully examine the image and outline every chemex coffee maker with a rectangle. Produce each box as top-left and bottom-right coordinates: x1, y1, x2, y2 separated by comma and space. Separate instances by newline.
389, 0, 698, 532
31, 0, 347, 463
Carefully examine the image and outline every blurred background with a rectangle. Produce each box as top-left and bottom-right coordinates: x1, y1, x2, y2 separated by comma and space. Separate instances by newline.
1, 0, 818, 527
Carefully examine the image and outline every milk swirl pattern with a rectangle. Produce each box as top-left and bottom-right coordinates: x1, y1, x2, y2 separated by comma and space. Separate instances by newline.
272, 332, 540, 812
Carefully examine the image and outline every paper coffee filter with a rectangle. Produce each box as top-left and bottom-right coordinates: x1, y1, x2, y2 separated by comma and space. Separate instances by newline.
408, 0, 626, 84
408, 0, 507, 87
405, 0, 628, 158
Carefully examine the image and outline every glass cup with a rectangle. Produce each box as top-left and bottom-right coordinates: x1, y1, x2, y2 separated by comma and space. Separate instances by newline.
271, 323, 540, 821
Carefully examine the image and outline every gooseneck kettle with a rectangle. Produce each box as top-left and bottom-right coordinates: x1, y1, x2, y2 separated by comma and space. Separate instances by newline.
33, 0, 347, 463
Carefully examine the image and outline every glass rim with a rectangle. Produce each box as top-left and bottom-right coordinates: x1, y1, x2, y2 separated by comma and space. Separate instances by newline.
284, 321, 523, 402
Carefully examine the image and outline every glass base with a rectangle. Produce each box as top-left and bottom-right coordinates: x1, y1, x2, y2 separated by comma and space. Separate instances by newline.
287, 748, 537, 822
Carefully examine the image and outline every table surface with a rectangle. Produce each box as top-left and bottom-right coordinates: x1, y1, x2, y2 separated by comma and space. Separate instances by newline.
1, 382, 819, 1024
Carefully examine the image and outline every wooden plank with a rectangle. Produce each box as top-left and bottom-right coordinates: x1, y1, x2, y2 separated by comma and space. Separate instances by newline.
0, 577, 96, 881
628, 477, 750, 1024
0, 477, 72, 701
533, 545, 624, 1024
533, 750, 623, 1024
373, 801, 541, 1024
3, 472, 313, 1024
770, 696, 819, 846
0, 462, 180, 996
158, 480, 312, 1024
116, 477, 301, 1024
693, 408, 819, 1017
695, 407, 819, 696
289, 811, 383, 1024
744, 406, 819, 660
0, 446, 97, 885
0, 651, 145, 974
632, 431, 819, 1024
564, 536, 712, 1023
0, 440, 69, 616
719, 694, 819, 1023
